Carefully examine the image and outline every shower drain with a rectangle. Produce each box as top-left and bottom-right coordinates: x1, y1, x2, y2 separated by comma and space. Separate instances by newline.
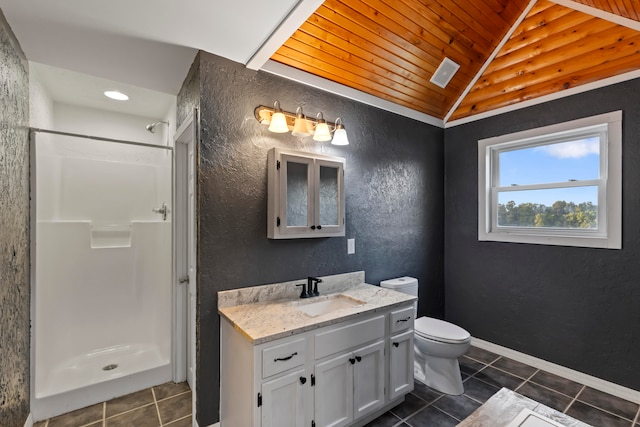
102, 364, 118, 371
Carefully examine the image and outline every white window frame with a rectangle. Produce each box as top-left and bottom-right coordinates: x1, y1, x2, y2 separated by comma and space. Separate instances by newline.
478, 111, 622, 249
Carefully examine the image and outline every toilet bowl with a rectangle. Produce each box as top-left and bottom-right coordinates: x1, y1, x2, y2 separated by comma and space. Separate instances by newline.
380, 277, 471, 395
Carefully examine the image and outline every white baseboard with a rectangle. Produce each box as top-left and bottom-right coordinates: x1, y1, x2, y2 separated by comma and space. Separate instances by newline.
471, 338, 640, 404
24, 413, 33, 427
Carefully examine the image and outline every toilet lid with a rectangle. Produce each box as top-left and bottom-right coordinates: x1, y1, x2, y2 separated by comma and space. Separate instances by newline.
414, 317, 471, 344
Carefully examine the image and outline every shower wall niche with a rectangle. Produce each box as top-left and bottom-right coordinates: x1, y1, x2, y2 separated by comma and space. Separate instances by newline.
32, 132, 173, 419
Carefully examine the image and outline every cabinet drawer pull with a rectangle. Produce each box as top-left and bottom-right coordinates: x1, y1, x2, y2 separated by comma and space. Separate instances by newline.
274, 352, 298, 362
393, 342, 399, 348
396, 317, 411, 323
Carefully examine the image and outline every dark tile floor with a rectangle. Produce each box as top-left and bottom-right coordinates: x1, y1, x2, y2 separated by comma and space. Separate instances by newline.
33, 347, 640, 427
34, 381, 191, 427
364, 346, 640, 427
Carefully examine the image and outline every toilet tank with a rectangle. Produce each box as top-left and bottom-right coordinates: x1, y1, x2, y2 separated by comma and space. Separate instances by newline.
380, 276, 418, 297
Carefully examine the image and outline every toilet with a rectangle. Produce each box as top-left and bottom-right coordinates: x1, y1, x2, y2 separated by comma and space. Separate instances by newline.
380, 277, 471, 395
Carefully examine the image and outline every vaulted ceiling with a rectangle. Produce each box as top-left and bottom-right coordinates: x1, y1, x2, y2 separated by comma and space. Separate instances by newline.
2, 0, 638, 125
272, 0, 640, 123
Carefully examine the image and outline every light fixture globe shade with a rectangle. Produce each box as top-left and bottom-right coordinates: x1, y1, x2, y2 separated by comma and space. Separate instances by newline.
292, 117, 311, 137
268, 111, 289, 133
331, 127, 349, 145
313, 122, 332, 141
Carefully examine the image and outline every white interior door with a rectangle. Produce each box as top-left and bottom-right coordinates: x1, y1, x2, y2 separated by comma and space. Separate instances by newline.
174, 110, 198, 423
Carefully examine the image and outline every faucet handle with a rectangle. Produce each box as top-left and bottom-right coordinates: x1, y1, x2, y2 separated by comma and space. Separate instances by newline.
296, 283, 310, 298
308, 277, 322, 296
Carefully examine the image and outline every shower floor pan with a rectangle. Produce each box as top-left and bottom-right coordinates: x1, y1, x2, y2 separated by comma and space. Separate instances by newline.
36, 343, 168, 398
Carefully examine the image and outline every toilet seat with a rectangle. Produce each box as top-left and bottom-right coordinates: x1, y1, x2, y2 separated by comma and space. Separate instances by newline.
415, 316, 470, 344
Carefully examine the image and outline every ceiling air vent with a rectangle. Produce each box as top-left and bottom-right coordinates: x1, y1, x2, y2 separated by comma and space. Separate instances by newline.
430, 57, 460, 89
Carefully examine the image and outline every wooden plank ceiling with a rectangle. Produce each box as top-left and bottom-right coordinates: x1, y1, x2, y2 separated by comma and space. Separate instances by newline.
271, 0, 640, 123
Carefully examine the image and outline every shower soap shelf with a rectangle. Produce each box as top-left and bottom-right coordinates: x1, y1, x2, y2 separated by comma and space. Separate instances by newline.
90, 224, 132, 248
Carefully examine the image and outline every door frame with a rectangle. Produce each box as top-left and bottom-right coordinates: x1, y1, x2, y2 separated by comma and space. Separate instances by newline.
173, 108, 198, 424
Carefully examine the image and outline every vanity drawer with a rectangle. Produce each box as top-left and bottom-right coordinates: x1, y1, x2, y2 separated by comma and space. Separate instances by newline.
390, 305, 414, 334
262, 338, 306, 378
315, 315, 385, 359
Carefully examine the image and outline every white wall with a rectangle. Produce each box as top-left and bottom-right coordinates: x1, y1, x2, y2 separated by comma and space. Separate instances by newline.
53, 102, 172, 147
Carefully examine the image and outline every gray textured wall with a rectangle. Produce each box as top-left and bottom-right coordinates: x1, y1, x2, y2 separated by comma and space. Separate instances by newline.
179, 51, 444, 425
0, 10, 30, 427
444, 78, 640, 390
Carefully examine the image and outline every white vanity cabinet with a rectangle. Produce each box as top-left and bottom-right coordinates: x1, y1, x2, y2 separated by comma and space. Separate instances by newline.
314, 315, 386, 427
220, 303, 415, 427
267, 147, 345, 239
388, 306, 415, 401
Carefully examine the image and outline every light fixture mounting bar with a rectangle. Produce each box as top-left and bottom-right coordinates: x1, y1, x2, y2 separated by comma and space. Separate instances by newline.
254, 105, 338, 131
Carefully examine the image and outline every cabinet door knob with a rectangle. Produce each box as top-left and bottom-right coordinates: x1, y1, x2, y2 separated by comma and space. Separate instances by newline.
310, 225, 316, 230
355, 356, 362, 362
300, 376, 307, 385
349, 358, 356, 365
393, 342, 399, 348
317, 225, 322, 230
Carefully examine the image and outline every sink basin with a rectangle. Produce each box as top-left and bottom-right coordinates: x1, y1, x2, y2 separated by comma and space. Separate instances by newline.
294, 294, 365, 317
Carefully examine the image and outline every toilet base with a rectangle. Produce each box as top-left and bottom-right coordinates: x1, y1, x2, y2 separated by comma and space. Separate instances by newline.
414, 355, 464, 395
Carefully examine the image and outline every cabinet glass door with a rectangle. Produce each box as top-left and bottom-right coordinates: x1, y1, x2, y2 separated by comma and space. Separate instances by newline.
315, 159, 344, 234
286, 161, 310, 227
280, 154, 313, 235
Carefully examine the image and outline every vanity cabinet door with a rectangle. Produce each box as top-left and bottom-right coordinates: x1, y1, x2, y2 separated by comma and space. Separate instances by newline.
261, 368, 309, 427
278, 153, 314, 237
353, 340, 385, 419
314, 159, 345, 236
389, 330, 414, 401
314, 352, 354, 427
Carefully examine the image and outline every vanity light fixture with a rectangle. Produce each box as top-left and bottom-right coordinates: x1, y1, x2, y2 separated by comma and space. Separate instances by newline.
268, 101, 289, 133
254, 102, 349, 146
330, 118, 349, 146
291, 107, 312, 137
313, 112, 332, 142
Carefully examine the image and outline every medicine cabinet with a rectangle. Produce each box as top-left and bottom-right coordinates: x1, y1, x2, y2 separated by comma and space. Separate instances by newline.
267, 147, 345, 239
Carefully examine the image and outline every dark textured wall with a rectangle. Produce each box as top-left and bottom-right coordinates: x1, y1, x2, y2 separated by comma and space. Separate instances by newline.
0, 10, 30, 427
179, 51, 444, 425
444, 78, 640, 390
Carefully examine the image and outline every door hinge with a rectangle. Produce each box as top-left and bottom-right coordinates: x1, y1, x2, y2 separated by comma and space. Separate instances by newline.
257, 392, 262, 407
311, 374, 315, 386
277, 160, 281, 170
312, 421, 315, 427
277, 217, 281, 227
178, 276, 190, 284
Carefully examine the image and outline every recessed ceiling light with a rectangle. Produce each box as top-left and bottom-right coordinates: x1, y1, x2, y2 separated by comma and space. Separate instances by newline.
104, 90, 129, 101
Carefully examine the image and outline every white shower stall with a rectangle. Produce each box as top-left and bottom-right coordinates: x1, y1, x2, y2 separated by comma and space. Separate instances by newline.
31, 130, 173, 419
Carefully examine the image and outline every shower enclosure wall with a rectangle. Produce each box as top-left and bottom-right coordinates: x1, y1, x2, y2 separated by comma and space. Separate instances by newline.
31, 131, 173, 420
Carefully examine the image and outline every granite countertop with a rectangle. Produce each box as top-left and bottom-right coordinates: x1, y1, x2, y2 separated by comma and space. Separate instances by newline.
218, 272, 416, 345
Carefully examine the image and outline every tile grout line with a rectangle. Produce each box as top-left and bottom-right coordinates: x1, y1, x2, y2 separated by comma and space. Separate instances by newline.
563, 384, 586, 413
573, 398, 638, 423
156, 389, 192, 403
163, 414, 192, 426
152, 387, 163, 426
514, 368, 540, 392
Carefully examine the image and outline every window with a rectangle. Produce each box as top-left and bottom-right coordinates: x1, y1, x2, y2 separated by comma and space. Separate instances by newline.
478, 111, 621, 249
